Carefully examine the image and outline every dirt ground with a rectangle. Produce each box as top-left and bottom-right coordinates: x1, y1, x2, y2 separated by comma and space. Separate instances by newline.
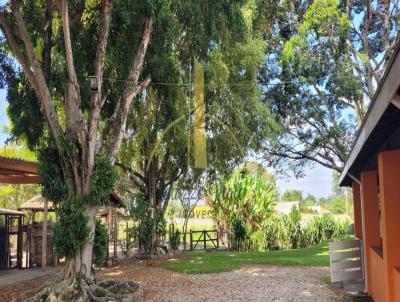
0, 261, 344, 302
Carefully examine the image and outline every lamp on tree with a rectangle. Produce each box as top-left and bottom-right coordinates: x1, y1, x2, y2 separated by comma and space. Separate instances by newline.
90, 76, 98, 92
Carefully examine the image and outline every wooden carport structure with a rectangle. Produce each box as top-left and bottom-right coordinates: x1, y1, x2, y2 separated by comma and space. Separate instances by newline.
0, 156, 127, 270
0, 156, 40, 269
19, 193, 127, 267
339, 43, 400, 302
0, 208, 24, 269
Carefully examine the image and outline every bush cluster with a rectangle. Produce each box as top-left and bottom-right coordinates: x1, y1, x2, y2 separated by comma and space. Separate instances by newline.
53, 197, 90, 259
169, 229, 181, 252
233, 207, 350, 252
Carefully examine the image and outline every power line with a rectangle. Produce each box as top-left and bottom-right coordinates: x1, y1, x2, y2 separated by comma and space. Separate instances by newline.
100, 74, 360, 88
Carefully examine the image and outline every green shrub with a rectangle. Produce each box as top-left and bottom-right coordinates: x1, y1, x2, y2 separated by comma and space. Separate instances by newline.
263, 216, 285, 250
53, 198, 89, 259
333, 217, 351, 238
288, 206, 302, 249
304, 215, 336, 244
232, 217, 248, 250
90, 156, 117, 205
249, 230, 267, 251
248, 213, 351, 252
93, 220, 109, 268
120, 225, 137, 260
170, 229, 181, 252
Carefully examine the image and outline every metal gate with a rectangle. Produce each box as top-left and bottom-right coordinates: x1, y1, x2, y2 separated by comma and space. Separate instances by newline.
189, 229, 219, 250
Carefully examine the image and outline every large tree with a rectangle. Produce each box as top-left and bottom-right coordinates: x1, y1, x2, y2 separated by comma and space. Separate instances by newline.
0, 0, 168, 298
116, 0, 277, 251
261, 0, 399, 174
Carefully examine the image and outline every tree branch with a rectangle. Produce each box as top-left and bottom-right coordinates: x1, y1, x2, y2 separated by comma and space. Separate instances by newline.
42, 0, 53, 81
85, 0, 113, 187
88, 0, 112, 145
106, 18, 153, 161
4, 1, 63, 140
58, 0, 87, 149
114, 162, 146, 183
269, 149, 341, 172
58, 0, 78, 86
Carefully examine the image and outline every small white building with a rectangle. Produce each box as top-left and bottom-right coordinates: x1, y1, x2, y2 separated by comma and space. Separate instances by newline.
310, 205, 322, 214
274, 201, 300, 215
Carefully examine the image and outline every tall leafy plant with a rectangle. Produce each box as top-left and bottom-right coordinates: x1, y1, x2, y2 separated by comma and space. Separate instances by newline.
209, 170, 277, 232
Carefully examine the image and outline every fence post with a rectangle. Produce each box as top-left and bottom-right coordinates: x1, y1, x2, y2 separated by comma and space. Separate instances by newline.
216, 231, 219, 249
203, 230, 206, 250
169, 224, 174, 250
190, 230, 193, 250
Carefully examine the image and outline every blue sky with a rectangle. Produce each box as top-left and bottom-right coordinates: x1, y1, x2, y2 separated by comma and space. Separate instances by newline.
275, 165, 332, 198
0, 89, 8, 144
0, 88, 333, 198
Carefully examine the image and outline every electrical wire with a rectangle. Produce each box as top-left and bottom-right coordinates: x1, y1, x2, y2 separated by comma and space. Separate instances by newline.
99, 74, 361, 88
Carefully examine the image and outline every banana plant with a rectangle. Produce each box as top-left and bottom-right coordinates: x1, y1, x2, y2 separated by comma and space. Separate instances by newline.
209, 171, 277, 231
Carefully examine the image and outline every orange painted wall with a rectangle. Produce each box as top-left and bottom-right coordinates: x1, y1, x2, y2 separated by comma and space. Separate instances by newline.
352, 182, 363, 239
393, 268, 400, 302
369, 248, 388, 302
360, 171, 381, 293
378, 150, 400, 302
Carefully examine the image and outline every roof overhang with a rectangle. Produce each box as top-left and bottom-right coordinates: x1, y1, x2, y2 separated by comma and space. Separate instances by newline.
0, 208, 25, 215
0, 156, 40, 184
339, 44, 400, 186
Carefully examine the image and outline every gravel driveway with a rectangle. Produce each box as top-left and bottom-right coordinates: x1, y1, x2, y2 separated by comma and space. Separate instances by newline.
1, 261, 343, 301
101, 262, 344, 302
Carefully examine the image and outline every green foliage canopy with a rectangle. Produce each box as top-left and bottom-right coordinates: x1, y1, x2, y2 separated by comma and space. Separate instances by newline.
262, 0, 399, 174
281, 189, 303, 202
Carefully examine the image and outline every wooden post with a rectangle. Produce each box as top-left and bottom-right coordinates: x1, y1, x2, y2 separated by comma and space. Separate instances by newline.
30, 211, 35, 268
216, 231, 219, 249
26, 222, 30, 268
377, 150, 400, 301
5, 214, 9, 268
53, 212, 58, 266
190, 230, 193, 250
17, 215, 23, 269
42, 199, 48, 269
203, 230, 206, 250
113, 208, 118, 263
125, 220, 128, 257
107, 207, 112, 262
360, 171, 381, 293
352, 181, 363, 239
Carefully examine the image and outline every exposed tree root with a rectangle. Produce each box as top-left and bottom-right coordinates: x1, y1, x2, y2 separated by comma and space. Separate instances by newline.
12, 274, 143, 302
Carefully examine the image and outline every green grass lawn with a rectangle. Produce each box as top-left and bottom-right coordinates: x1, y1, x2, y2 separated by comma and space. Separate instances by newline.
162, 239, 343, 274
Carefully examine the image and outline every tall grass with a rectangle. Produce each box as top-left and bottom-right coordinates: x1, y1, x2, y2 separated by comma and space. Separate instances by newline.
234, 210, 350, 252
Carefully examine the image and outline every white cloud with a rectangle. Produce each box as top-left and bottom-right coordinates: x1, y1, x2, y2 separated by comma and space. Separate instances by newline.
276, 165, 332, 198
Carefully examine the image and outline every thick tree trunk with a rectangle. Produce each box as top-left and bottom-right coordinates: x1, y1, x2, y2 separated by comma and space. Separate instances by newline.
78, 205, 97, 278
